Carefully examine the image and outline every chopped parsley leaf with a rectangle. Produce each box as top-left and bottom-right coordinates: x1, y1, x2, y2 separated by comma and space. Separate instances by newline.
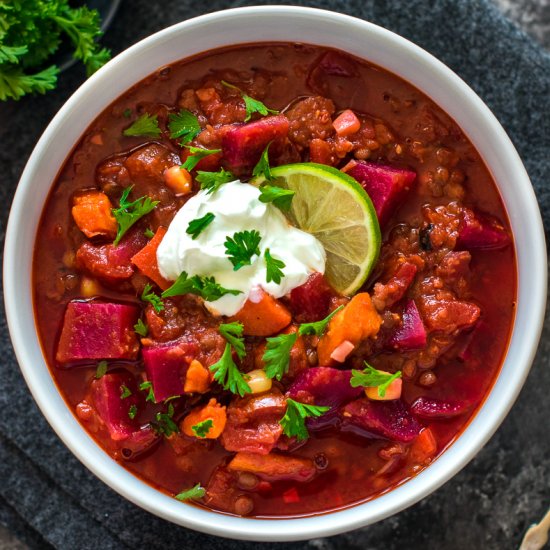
350, 364, 402, 397
152, 402, 178, 437
162, 271, 241, 302
209, 343, 251, 397
264, 248, 285, 284
168, 109, 201, 144
95, 360, 108, 379
252, 143, 273, 182
186, 212, 215, 240
263, 332, 298, 381
112, 186, 159, 245
181, 146, 221, 172
141, 283, 164, 312
144, 227, 155, 239
128, 404, 137, 420
122, 113, 161, 138
280, 398, 330, 441
221, 80, 279, 122
219, 322, 246, 360
191, 419, 213, 438
224, 230, 262, 271
258, 185, 295, 211
123, 108, 132, 118
134, 318, 148, 337
120, 384, 132, 399
299, 305, 344, 337
175, 483, 205, 501
196, 168, 235, 194
139, 381, 156, 403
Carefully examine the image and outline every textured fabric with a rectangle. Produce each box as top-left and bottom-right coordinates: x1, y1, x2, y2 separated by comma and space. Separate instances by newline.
0, 1, 548, 548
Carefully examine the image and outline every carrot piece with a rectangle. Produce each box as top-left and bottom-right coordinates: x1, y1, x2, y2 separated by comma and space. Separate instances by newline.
181, 398, 226, 439
131, 227, 171, 290
409, 427, 437, 464
227, 452, 316, 482
183, 359, 211, 393
317, 293, 382, 366
229, 290, 291, 336
164, 165, 192, 195
333, 109, 361, 137
365, 378, 402, 401
71, 191, 117, 239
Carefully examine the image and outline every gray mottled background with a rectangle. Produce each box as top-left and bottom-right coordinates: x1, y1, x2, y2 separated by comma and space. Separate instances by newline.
0, 1, 549, 549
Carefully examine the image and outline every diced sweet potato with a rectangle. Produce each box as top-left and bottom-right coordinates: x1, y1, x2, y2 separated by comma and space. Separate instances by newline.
72, 191, 117, 239
181, 398, 227, 439
56, 301, 139, 363
222, 115, 289, 170
457, 208, 510, 250
183, 359, 211, 393
229, 290, 291, 336
386, 299, 427, 351
289, 272, 334, 322
409, 427, 437, 465
131, 227, 171, 290
347, 160, 416, 226
142, 339, 199, 401
228, 451, 316, 482
317, 293, 382, 366
342, 398, 422, 443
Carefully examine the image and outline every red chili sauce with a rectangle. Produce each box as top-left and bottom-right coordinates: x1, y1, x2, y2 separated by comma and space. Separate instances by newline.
33, 43, 516, 517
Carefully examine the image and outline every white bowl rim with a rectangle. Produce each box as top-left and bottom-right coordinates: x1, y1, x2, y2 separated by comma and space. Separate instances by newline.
3, 5, 547, 542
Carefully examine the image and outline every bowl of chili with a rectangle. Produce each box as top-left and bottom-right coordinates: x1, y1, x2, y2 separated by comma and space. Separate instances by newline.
3, 5, 546, 541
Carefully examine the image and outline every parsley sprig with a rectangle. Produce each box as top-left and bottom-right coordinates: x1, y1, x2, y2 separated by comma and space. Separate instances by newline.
350, 364, 402, 398
191, 419, 213, 438
259, 185, 295, 211
224, 230, 262, 271
280, 398, 330, 441
162, 272, 242, 302
252, 143, 273, 182
209, 322, 251, 396
134, 318, 148, 337
181, 146, 221, 172
123, 113, 161, 138
112, 186, 159, 245
168, 109, 201, 144
141, 283, 164, 313
186, 212, 215, 240
152, 402, 178, 437
95, 360, 108, 379
196, 168, 235, 194
120, 385, 132, 399
221, 80, 279, 122
264, 248, 285, 284
139, 381, 156, 403
299, 305, 344, 337
175, 483, 205, 501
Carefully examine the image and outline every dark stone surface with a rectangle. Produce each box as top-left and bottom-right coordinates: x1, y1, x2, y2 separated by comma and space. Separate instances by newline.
0, 1, 548, 548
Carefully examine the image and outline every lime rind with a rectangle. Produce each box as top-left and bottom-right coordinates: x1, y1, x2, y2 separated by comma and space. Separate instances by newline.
253, 163, 381, 295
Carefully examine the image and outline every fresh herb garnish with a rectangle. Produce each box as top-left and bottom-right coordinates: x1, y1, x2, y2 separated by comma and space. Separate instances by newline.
141, 283, 164, 313
134, 318, 148, 337
95, 360, 108, 379
128, 404, 138, 420
224, 230, 262, 271
168, 109, 201, 144
144, 227, 155, 239
120, 384, 132, 399
299, 305, 344, 337
263, 332, 298, 381
122, 113, 161, 138
219, 322, 246, 360
152, 402, 178, 437
0, 3, 110, 101
258, 185, 295, 211
280, 398, 330, 441
350, 364, 402, 398
221, 80, 279, 122
181, 146, 221, 172
162, 272, 242, 302
209, 343, 252, 397
252, 143, 273, 182
112, 186, 159, 245
175, 483, 205, 501
264, 248, 285, 284
196, 168, 235, 194
139, 381, 156, 403
191, 419, 213, 438
186, 212, 215, 240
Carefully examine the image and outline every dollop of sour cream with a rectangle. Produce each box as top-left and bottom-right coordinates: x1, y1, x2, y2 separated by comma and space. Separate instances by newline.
157, 180, 326, 316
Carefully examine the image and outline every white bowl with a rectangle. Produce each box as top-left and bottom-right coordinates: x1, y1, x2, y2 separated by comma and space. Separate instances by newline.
4, 5, 546, 542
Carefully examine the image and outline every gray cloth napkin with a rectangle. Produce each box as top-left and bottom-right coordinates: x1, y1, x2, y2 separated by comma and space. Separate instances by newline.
0, 1, 548, 548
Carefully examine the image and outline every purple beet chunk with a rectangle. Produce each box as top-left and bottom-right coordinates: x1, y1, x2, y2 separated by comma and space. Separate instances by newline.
56, 301, 140, 363
110, 228, 148, 264
142, 339, 199, 401
288, 367, 363, 429
119, 426, 160, 460
91, 371, 141, 441
222, 115, 289, 169
347, 160, 416, 226
342, 398, 422, 442
457, 208, 510, 250
410, 396, 470, 419
387, 299, 427, 351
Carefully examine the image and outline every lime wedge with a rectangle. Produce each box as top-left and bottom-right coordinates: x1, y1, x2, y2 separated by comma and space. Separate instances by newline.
253, 163, 381, 295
